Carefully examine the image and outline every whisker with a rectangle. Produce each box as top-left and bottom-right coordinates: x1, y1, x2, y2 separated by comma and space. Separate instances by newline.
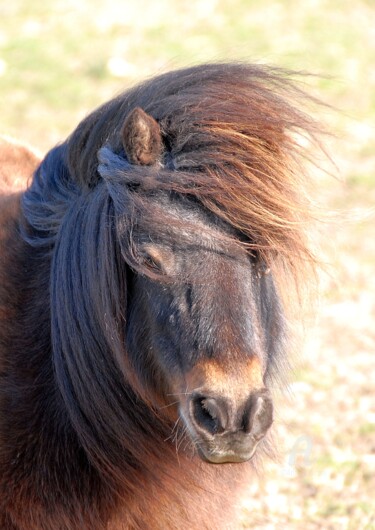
164, 416, 181, 443
158, 400, 179, 410
176, 426, 188, 454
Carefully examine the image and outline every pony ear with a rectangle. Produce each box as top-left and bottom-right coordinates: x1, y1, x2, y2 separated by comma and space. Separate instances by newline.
121, 107, 162, 166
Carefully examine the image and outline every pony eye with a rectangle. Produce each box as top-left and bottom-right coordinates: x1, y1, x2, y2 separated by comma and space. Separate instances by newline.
143, 253, 161, 271
140, 245, 166, 272
140, 244, 175, 275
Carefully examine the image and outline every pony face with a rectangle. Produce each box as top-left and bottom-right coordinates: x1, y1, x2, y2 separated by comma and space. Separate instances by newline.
124, 196, 275, 463
94, 106, 280, 464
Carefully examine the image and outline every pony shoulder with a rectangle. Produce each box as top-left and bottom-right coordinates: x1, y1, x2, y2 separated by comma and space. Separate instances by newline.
0, 135, 41, 195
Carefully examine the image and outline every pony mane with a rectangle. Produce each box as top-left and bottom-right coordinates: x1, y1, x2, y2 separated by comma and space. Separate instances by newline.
20, 62, 324, 495
68, 63, 324, 266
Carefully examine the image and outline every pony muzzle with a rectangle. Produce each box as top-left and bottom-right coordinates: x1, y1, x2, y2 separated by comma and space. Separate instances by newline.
184, 388, 273, 464
178, 359, 273, 464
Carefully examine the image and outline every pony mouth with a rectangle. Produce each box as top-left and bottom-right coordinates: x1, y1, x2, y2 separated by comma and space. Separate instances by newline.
196, 443, 258, 464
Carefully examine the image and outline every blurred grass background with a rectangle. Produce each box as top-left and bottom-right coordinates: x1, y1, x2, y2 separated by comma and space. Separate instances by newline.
0, 1, 374, 528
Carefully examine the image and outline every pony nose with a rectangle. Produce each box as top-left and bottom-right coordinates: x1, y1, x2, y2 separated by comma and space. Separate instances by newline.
190, 389, 273, 438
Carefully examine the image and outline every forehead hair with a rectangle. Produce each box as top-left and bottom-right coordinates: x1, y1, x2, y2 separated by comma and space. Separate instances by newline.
68, 63, 322, 278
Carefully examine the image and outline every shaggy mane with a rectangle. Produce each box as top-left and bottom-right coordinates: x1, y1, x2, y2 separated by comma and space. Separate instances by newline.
68, 63, 324, 268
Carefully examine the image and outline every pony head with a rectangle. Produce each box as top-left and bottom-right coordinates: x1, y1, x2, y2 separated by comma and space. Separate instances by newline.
23, 63, 320, 481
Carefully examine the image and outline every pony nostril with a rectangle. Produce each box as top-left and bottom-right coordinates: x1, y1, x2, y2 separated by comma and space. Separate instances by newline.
245, 389, 273, 439
191, 396, 226, 435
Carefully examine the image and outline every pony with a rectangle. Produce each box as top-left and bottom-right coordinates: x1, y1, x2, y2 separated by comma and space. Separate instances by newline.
0, 63, 322, 529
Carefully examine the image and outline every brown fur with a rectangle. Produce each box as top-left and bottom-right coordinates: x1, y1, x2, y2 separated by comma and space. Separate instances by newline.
184, 358, 264, 400
0, 137, 40, 348
0, 63, 324, 529
0, 136, 40, 195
